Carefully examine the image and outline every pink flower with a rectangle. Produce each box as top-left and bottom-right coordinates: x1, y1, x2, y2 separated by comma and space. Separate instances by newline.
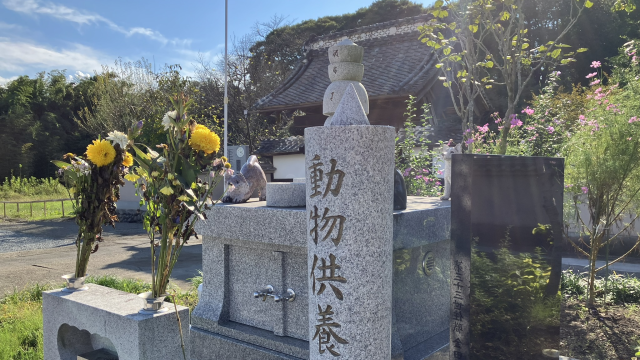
436, 181, 441, 186
579, 115, 586, 120
590, 61, 601, 68
510, 115, 523, 128
477, 123, 489, 133
628, 137, 633, 141
581, 187, 588, 194
526, 126, 536, 131
565, 184, 573, 188
586, 72, 598, 79
521, 107, 535, 116
629, 117, 639, 123
547, 126, 555, 134
465, 138, 475, 145
437, 170, 443, 175
415, 175, 423, 180
403, 168, 411, 176
590, 79, 601, 86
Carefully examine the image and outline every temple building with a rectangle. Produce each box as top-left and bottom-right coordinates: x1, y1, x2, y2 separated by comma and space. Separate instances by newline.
252, 14, 466, 142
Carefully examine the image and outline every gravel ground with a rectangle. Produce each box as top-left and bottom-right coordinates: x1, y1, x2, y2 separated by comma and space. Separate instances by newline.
0, 218, 146, 254
0, 219, 200, 295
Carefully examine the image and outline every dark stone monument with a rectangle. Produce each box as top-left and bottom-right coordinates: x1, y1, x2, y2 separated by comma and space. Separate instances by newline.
394, 168, 408, 211
450, 154, 564, 360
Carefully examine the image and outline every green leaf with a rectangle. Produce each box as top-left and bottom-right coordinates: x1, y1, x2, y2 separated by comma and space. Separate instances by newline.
439, 10, 448, 18
438, 32, 444, 40
550, 49, 562, 58
486, 61, 494, 68
51, 160, 70, 169
522, 43, 529, 50
443, 47, 451, 56
180, 157, 198, 188
585, 0, 593, 8
132, 144, 150, 161
449, 22, 457, 30
434, 0, 443, 7
501, 11, 510, 21
469, 25, 478, 33
435, 63, 443, 68
577, 48, 588, 53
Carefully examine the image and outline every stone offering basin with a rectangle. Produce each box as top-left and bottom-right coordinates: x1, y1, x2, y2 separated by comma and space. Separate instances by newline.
191, 196, 451, 360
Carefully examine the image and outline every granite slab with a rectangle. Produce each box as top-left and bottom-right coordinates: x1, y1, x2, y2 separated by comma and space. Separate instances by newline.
43, 284, 189, 360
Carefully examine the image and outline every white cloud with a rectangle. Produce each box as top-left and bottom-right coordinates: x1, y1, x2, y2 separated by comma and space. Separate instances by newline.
0, 37, 105, 74
3, 0, 191, 46
0, 21, 23, 30
0, 74, 18, 86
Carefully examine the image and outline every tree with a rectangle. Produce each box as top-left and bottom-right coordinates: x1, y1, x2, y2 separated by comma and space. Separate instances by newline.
421, 0, 593, 153
77, 58, 192, 147
564, 59, 640, 306
0, 71, 92, 180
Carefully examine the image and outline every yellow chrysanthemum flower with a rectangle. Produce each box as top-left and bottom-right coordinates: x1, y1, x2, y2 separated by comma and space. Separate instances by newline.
122, 153, 134, 167
160, 186, 174, 195
224, 162, 231, 169
221, 156, 228, 162
189, 126, 220, 154
124, 173, 140, 182
86, 139, 116, 167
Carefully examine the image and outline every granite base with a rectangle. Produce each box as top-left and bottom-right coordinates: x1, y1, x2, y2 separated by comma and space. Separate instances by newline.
43, 284, 189, 360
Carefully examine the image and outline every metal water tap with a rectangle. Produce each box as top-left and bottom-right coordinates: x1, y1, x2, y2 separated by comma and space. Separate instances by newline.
253, 285, 274, 301
273, 289, 296, 303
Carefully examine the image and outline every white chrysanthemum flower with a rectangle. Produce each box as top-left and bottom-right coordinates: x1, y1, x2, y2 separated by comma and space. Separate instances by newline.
162, 110, 178, 130
106, 130, 129, 149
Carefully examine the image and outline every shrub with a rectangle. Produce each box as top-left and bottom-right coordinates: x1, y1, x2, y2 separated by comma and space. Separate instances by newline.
470, 235, 560, 360
562, 270, 640, 304
395, 95, 443, 197
0, 175, 67, 201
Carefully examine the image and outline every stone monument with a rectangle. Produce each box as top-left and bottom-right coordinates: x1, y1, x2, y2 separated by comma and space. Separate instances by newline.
323, 39, 369, 126
190, 37, 451, 360
450, 155, 564, 360
306, 79, 395, 358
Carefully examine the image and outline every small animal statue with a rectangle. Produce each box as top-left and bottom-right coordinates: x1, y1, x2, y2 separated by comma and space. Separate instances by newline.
222, 155, 267, 203
440, 143, 462, 201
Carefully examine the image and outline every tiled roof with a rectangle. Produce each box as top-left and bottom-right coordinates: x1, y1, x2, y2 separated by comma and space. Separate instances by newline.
254, 136, 305, 156
253, 15, 439, 112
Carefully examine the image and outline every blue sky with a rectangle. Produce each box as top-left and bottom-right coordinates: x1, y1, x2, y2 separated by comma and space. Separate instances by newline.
0, 0, 434, 85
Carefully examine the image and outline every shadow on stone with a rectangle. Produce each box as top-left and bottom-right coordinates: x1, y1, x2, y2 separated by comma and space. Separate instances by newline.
57, 323, 118, 360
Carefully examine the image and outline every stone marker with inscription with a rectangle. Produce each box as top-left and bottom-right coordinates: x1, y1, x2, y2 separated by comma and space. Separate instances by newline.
190, 36, 451, 360
450, 155, 564, 360
306, 52, 395, 357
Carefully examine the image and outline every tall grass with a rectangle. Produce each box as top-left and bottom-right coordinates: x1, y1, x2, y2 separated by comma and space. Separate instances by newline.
0, 284, 55, 360
0, 176, 68, 201
0, 274, 202, 359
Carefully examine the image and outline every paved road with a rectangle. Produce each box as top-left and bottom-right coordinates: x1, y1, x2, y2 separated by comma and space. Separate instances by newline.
563, 257, 640, 275
0, 219, 202, 296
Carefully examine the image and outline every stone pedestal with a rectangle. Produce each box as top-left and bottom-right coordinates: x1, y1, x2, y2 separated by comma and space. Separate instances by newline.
305, 125, 395, 359
43, 284, 189, 360
267, 182, 306, 207
191, 197, 451, 360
